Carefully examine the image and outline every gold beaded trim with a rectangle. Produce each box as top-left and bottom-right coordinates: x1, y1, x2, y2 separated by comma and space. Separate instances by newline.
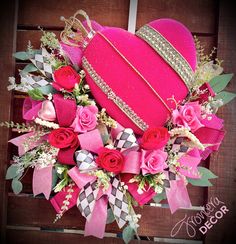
136, 25, 194, 90
82, 57, 148, 131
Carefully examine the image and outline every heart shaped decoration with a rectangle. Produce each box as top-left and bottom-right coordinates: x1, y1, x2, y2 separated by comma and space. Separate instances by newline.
38, 100, 56, 121
82, 19, 196, 134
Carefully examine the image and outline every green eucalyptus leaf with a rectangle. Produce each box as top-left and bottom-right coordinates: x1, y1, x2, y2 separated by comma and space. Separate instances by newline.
187, 177, 213, 187
187, 167, 217, 187
38, 85, 58, 95
198, 166, 218, 179
28, 88, 45, 100
6, 165, 20, 180
215, 91, 236, 105
22, 63, 38, 73
13, 51, 29, 60
122, 225, 135, 244
209, 73, 234, 93
51, 168, 58, 189
153, 191, 166, 203
106, 208, 115, 224
12, 179, 23, 194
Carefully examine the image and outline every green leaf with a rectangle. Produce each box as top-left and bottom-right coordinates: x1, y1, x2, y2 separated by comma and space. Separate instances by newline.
153, 191, 166, 203
209, 73, 234, 93
187, 167, 217, 187
51, 168, 58, 189
106, 208, 115, 224
53, 178, 68, 192
38, 85, 58, 95
22, 63, 38, 73
28, 88, 45, 100
13, 51, 30, 60
11, 179, 23, 194
198, 166, 218, 179
187, 177, 213, 187
215, 91, 236, 105
6, 165, 20, 180
122, 225, 135, 244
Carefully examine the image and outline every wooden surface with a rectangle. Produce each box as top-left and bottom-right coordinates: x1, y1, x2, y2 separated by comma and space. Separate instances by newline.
206, 1, 236, 243
0, 1, 17, 242
0, 0, 235, 243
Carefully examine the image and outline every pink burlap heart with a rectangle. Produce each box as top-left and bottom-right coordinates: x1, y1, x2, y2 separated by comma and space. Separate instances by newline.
38, 100, 56, 121
82, 19, 196, 134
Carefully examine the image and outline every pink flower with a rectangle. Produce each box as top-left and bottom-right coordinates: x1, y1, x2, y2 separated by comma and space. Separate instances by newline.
172, 102, 204, 132
70, 105, 98, 133
141, 149, 168, 175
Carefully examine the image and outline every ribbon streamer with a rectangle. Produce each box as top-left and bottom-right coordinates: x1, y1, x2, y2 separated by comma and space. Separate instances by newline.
165, 176, 192, 214
9, 132, 47, 156
33, 165, 53, 200
65, 128, 141, 238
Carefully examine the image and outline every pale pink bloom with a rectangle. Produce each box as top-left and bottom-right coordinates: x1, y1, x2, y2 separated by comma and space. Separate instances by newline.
141, 149, 168, 175
71, 105, 98, 133
172, 102, 204, 132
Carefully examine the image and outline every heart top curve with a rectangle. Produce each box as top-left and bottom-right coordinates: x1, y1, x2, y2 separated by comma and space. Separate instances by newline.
82, 18, 197, 134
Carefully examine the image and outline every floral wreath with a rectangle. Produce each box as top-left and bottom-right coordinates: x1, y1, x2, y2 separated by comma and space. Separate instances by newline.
2, 10, 235, 243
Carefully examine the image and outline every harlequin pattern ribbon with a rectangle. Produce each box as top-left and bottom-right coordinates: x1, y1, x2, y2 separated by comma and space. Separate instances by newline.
66, 128, 141, 238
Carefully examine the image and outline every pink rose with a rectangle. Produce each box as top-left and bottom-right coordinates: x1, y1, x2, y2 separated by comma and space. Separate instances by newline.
70, 105, 98, 133
172, 102, 204, 132
141, 149, 168, 175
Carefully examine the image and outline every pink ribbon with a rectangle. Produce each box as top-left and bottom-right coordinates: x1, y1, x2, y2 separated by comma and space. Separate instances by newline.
23, 97, 42, 121
195, 114, 225, 159
50, 184, 80, 213
178, 148, 202, 179
33, 165, 53, 200
110, 122, 125, 139
60, 42, 83, 67
53, 94, 77, 127
165, 177, 192, 214
123, 151, 141, 174
52, 94, 78, 165
68, 166, 111, 238
121, 173, 156, 205
85, 191, 109, 238
78, 129, 104, 154
9, 132, 47, 156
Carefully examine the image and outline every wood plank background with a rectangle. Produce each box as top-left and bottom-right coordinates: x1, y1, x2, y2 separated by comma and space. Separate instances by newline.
0, 0, 235, 243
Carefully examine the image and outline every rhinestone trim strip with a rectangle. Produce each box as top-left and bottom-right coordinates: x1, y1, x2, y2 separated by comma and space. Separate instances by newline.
136, 25, 194, 90
82, 57, 148, 131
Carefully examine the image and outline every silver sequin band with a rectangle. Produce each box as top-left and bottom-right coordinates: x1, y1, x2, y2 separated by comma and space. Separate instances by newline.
136, 25, 194, 90
82, 57, 148, 131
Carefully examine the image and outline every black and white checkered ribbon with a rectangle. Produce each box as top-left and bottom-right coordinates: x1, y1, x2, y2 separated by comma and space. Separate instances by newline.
30, 48, 54, 79
77, 180, 99, 221
108, 177, 129, 228
19, 72, 50, 91
75, 129, 135, 228
169, 136, 189, 158
163, 170, 178, 189
113, 128, 138, 152
75, 149, 97, 171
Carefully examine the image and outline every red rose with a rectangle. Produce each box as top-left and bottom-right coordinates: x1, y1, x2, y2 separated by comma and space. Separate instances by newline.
52, 66, 81, 92
48, 127, 79, 149
96, 148, 125, 174
141, 127, 170, 150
